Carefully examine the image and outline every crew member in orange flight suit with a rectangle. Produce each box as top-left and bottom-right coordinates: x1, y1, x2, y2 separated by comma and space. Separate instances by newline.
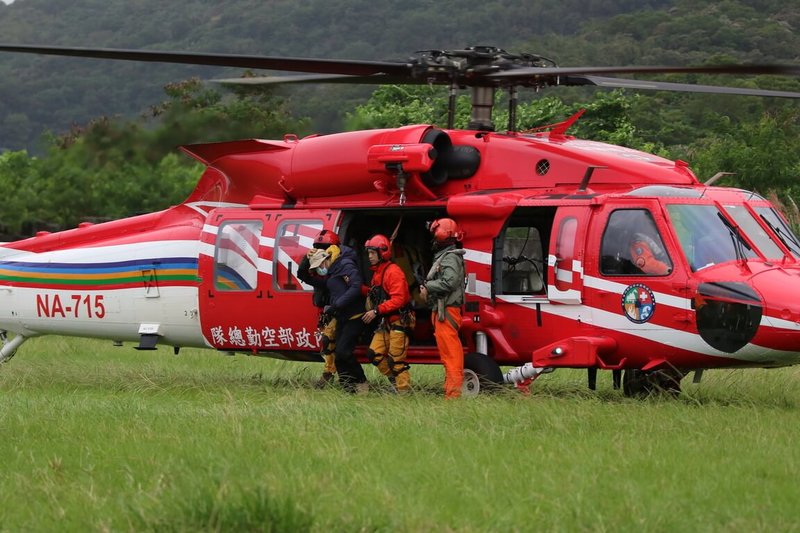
362, 234, 415, 392
419, 218, 466, 399
629, 231, 671, 275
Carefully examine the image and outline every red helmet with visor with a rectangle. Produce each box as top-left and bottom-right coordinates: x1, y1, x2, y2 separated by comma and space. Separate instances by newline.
365, 234, 392, 261
313, 229, 340, 249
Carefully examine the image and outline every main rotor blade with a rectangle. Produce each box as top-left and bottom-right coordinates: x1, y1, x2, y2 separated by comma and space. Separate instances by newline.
3, 43, 799, 95
211, 73, 415, 86
490, 64, 800, 79
566, 75, 800, 98
0, 43, 410, 77
213, 72, 800, 98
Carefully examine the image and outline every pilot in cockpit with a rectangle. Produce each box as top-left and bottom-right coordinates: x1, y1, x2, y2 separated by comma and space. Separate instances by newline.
629, 231, 671, 275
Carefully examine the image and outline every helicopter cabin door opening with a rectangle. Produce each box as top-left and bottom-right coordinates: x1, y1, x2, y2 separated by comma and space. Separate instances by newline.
493, 207, 555, 304
339, 209, 445, 347
198, 207, 338, 355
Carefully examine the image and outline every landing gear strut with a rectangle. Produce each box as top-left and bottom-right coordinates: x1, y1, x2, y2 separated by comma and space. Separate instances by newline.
0, 331, 27, 364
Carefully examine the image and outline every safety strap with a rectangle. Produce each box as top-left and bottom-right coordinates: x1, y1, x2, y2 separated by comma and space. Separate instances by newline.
385, 354, 410, 374
426, 248, 466, 281
389, 216, 403, 244
391, 363, 411, 375
441, 308, 460, 330
390, 324, 414, 335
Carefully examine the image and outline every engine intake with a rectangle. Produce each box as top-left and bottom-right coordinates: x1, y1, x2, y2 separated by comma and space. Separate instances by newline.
420, 128, 480, 187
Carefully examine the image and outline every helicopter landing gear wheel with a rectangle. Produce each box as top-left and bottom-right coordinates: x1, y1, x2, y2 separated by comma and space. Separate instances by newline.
623, 368, 683, 398
462, 352, 504, 396
652, 368, 683, 396
622, 369, 650, 398
462, 369, 481, 397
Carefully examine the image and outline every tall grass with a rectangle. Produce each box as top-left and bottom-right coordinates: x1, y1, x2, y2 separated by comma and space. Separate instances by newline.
2, 336, 800, 531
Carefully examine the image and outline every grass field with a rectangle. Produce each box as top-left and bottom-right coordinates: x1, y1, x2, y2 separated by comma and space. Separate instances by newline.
2, 336, 800, 532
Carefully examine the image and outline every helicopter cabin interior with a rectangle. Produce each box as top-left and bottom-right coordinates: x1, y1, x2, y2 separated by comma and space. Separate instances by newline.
338, 209, 442, 344
338, 206, 558, 345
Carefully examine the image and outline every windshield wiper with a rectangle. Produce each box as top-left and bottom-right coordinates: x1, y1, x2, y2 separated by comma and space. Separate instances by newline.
717, 212, 751, 264
759, 213, 800, 258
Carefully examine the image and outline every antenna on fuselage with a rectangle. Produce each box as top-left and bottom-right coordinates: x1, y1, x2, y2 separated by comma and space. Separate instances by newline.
704, 172, 735, 186
579, 166, 605, 191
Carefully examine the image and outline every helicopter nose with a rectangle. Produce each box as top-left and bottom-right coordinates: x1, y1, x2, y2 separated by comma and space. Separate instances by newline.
693, 281, 762, 354
694, 267, 800, 360
745, 267, 800, 353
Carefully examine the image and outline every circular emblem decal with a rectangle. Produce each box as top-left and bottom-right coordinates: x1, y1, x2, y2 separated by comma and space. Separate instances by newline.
622, 284, 656, 323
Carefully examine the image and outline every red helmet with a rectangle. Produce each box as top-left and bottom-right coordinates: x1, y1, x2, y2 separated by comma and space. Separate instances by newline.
430, 218, 463, 243
365, 234, 392, 261
313, 229, 340, 249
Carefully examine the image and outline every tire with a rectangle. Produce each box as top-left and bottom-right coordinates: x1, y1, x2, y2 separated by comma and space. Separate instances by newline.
623, 368, 683, 398
652, 368, 683, 397
622, 369, 651, 398
462, 352, 504, 396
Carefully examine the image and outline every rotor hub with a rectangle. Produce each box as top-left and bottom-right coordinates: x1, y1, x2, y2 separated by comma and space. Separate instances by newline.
409, 46, 557, 87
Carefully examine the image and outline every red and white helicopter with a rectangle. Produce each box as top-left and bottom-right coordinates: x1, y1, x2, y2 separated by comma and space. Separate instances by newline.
1, 44, 800, 396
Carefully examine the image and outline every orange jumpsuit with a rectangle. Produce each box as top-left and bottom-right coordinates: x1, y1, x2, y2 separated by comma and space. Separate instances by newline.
365, 261, 414, 391
432, 307, 463, 399
424, 245, 466, 399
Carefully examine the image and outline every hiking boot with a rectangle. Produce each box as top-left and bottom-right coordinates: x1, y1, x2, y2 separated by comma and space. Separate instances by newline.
314, 372, 335, 389
355, 382, 369, 395
394, 371, 411, 394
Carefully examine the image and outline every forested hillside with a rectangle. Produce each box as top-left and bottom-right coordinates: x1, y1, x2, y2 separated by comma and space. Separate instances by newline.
5, 0, 795, 150
0, 0, 798, 238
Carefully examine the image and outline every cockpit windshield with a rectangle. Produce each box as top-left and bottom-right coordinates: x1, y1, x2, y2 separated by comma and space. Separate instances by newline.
755, 207, 800, 260
666, 204, 757, 271
722, 204, 784, 260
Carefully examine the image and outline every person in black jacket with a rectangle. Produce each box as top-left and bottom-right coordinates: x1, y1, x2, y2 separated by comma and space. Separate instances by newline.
297, 249, 338, 387
297, 230, 342, 388
305, 243, 368, 393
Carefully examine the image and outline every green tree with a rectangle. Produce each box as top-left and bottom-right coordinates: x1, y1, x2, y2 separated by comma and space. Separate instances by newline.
0, 150, 40, 237
4, 80, 308, 236
687, 109, 800, 192
347, 85, 662, 153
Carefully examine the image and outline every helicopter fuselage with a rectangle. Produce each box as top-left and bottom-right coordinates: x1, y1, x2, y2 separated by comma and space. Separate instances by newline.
2, 125, 799, 382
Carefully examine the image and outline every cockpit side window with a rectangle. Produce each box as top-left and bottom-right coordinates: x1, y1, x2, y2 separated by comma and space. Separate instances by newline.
601, 209, 672, 276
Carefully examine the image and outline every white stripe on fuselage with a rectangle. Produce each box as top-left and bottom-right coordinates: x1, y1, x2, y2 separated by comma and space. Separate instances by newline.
0, 240, 201, 263
583, 274, 688, 309
463, 248, 492, 265
497, 292, 800, 365
0, 285, 205, 347
454, 249, 794, 362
